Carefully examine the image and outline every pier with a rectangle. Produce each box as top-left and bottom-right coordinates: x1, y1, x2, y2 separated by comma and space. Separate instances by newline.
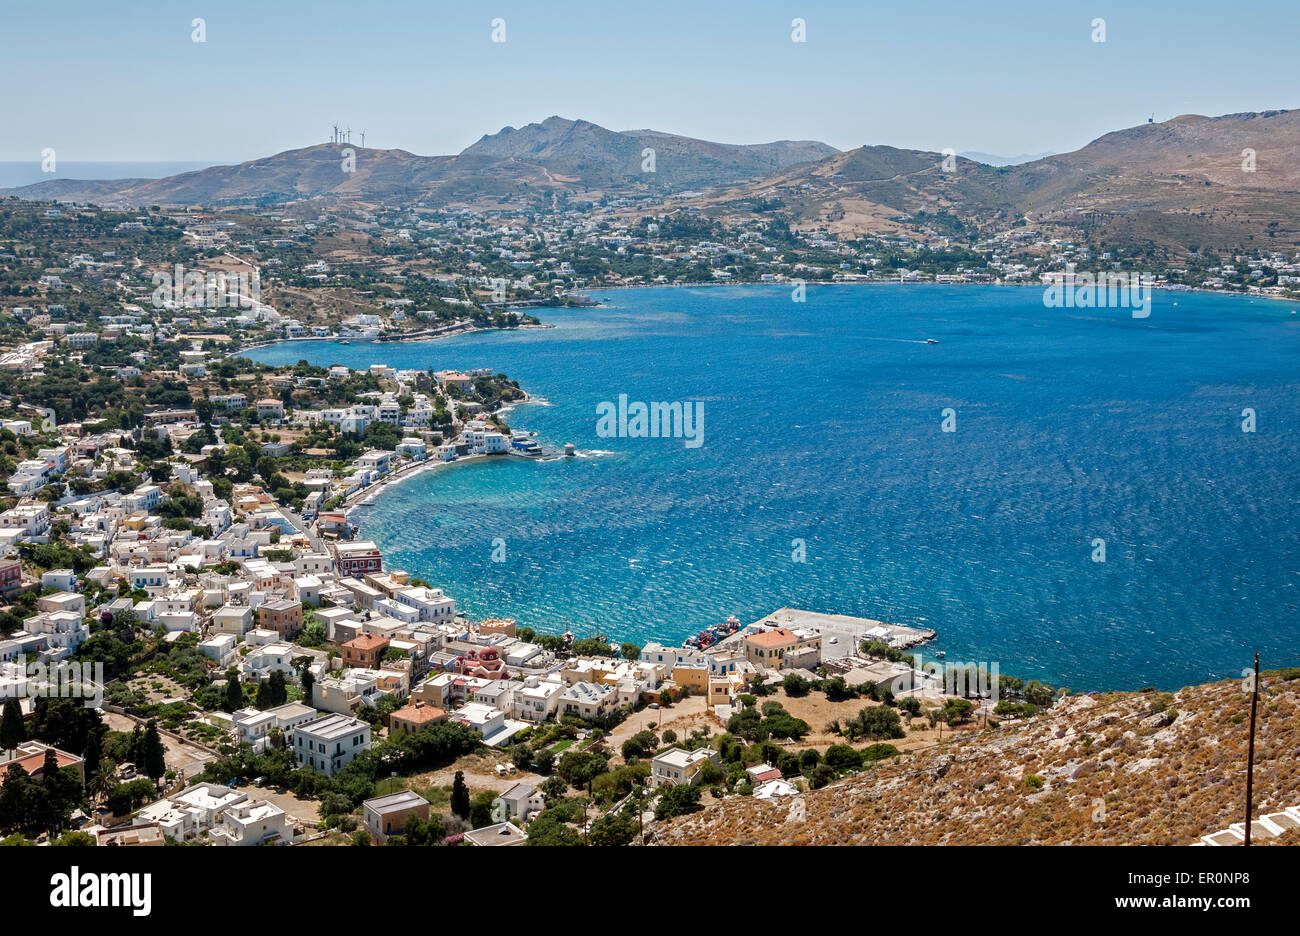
709, 607, 935, 661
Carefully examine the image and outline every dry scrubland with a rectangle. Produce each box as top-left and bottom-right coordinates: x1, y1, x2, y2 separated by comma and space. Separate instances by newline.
657, 672, 1300, 846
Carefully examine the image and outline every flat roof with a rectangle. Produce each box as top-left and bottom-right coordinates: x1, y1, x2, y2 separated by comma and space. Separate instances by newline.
464, 821, 528, 846
299, 713, 368, 740
364, 789, 428, 813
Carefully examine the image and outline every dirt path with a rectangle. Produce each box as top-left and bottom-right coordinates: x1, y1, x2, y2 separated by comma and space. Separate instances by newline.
103, 711, 217, 778
606, 695, 724, 753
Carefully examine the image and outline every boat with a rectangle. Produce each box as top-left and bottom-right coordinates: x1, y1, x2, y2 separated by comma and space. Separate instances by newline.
935, 650, 946, 658
926, 338, 940, 344
684, 615, 744, 649
338, 339, 351, 344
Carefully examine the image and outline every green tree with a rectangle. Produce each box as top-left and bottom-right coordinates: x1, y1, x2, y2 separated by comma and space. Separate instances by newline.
52, 830, 96, 847
509, 744, 532, 770
224, 672, 243, 712
654, 784, 702, 821
782, 673, 811, 697
269, 670, 288, 707
847, 705, 904, 741
940, 698, 974, 725
533, 747, 555, 774
524, 811, 581, 846
142, 721, 166, 780
468, 790, 496, 829
539, 774, 568, 799
450, 771, 470, 819
588, 808, 638, 846
0, 699, 24, 751
83, 728, 102, 779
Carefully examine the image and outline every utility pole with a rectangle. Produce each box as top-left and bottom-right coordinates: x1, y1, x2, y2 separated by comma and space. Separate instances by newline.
1245, 651, 1260, 846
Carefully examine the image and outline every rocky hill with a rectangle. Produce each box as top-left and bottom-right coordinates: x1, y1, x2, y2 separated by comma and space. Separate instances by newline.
462, 116, 837, 188
655, 670, 1300, 846
694, 110, 1300, 251
3, 118, 836, 207
0, 144, 558, 209
7, 109, 1296, 252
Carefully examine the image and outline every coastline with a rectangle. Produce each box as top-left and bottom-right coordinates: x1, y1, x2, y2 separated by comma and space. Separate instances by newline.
343, 450, 494, 514
275, 283, 1293, 693
236, 321, 554, 356
341, 390, 538, 515
573, 279, 1300, 306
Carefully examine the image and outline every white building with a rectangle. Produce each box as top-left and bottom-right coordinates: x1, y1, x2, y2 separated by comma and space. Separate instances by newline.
210, 800, 289, 846
135, 783, 248, 841
289, 713, 371, 776
512, 676, 564, 723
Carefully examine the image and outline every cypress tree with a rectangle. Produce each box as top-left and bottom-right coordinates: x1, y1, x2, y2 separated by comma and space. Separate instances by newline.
83, 728, 102, 778
451, 770, 470, 819
142, 721, 166, 780
0, 698, 24, 751
225, 674, 243, 711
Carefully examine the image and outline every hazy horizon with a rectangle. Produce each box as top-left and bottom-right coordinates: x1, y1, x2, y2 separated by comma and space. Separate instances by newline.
3, 0, 1297, 163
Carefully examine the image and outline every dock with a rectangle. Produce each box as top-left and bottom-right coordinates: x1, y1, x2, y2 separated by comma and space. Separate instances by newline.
746, 607, 934, 661
701, 607, 934, 661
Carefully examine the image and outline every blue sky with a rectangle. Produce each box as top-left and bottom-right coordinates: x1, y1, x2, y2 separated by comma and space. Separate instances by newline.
2, 0, 1296, 162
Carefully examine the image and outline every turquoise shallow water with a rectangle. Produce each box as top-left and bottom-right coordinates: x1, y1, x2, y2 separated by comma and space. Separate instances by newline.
244, 285, 1300, 690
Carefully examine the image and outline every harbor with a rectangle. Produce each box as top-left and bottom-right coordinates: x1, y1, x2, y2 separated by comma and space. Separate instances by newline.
695, 607, 936, 661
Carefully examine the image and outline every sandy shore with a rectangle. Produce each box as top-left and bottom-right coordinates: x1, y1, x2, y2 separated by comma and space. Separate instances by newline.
342, 451, 493, 514
341, 391, 539, 515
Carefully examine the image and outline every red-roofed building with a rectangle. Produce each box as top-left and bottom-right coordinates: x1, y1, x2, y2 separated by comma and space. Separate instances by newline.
389, 700, 448, 735
0, 742, 85, 785
743, 627, 821, 669
342, 633, 390, 669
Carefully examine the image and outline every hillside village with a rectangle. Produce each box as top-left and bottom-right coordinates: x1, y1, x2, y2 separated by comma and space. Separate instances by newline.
0, 117, 1295, 850
0, 242, 1055, 848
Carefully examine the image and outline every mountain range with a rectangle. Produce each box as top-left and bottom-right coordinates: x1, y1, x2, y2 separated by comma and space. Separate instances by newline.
5, 109, 1298, 250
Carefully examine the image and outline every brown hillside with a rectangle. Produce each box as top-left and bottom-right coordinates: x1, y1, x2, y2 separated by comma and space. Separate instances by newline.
656, 671, 1300, 846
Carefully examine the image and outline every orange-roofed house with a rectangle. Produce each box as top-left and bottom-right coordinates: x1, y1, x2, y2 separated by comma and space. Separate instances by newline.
390, 700, 448, 735
343, 633, 390, 669
0, 742, 85, 785
743, 627, 803, 669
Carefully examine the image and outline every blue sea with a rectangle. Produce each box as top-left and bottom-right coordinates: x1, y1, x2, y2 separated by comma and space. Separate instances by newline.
243, 285, 1300, 691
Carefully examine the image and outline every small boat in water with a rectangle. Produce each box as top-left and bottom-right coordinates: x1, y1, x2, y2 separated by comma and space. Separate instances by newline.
684, 615, 744, 649
926, 338, 940, 344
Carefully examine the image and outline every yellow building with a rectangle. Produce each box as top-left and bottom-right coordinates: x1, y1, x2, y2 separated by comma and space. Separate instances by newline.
743, 627, 821, 669
672, 663, 710, 696
707, 673, 745, 707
